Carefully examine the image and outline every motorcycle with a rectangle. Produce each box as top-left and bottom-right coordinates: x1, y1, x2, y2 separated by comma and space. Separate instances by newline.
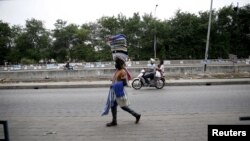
131, 69, 165, 90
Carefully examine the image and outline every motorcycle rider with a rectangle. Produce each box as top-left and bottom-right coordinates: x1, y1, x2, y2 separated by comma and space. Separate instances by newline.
65, 62, 70, 69
143, 58, 156, 85
64, 62, 73, 70
156, 59, 165, 77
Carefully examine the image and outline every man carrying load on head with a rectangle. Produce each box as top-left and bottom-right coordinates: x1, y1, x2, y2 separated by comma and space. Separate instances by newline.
102, 34, 141, 127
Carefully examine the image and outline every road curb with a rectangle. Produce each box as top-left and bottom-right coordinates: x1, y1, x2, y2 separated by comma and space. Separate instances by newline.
0, 79, 249, 89
0, 84, 110, 89
165, 80, 250, 86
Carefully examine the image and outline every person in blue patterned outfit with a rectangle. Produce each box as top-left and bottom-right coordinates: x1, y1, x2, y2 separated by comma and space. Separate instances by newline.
105, 57, 141, 127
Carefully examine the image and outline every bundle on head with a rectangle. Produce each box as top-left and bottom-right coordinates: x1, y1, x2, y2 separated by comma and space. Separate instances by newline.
108, 34, 128, 63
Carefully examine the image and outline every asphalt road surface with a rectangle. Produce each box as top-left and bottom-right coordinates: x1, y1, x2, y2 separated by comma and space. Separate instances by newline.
0, 85, 250, 141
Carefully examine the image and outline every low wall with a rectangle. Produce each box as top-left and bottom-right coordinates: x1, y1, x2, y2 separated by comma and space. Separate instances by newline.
1, 59, 249, 71
0, 64, 249, 82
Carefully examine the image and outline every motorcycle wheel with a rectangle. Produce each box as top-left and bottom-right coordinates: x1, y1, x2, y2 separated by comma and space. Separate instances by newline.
132, 79, 142, 90
155, 78, 165, 89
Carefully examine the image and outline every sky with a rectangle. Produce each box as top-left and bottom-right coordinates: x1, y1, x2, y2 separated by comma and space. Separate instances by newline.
0, 0, 249, 29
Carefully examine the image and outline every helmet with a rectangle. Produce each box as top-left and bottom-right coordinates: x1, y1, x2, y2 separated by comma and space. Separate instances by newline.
150, 58, 155, 63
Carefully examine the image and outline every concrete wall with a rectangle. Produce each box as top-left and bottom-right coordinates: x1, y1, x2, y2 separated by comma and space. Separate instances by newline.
0, 64, 249, 82
1, 59, 249, 71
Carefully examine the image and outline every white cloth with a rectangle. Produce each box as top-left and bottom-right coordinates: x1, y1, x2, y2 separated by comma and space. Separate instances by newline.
112, 52, 128, 63
155, 70, 161, 77
159, 64, 165, 76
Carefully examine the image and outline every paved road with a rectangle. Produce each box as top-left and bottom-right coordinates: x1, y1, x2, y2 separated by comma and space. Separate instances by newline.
0, 85, 250, 141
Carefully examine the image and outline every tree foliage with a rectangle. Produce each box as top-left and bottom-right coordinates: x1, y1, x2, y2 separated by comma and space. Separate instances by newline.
0, 4, 249, 65
0, 20, 12, 64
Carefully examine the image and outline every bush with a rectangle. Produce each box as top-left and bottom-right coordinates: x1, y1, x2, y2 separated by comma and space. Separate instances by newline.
20, 58, 36, 65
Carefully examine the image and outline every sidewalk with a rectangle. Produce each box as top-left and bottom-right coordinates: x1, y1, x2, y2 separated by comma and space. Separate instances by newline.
0, 78, 250, 89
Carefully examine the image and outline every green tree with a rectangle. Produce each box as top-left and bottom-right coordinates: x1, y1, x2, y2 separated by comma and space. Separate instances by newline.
70, 24, 97, 62
81, 22, 111, 61
98, 16, 120, 35
14, 18, 50, 64
124, 13, 142, 60
139, 14, 155, 60
52, 19, 70, 62
231, 4, 250, 58
155, 20, 171, 60
167, 10, 201, 59
6, 25, 23, 64
0, 20, 12, 65
1, 4, 249, 63
214, 5, 235, 59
